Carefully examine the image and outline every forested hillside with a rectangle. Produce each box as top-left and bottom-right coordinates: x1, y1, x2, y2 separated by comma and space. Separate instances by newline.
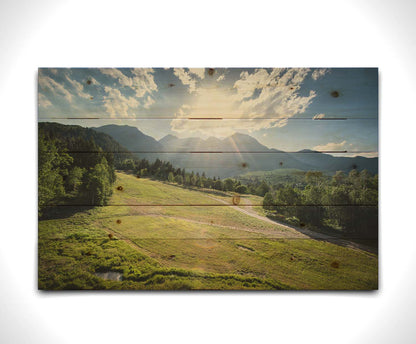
38, 123, 128, 215
262, 170, 378, 240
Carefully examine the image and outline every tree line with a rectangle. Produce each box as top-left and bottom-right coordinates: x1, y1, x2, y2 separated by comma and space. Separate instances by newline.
262, 170, 378, 239
121, 157, 273, 196
38, 132, 116, 215
119, 157, 249, 193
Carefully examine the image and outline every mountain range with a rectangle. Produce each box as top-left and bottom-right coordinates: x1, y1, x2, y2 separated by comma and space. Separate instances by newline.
93, 124, 378, 177
94, 124, 164, 152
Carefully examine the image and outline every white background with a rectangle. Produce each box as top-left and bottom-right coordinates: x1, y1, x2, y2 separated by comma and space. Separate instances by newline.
0, 0, 415, 343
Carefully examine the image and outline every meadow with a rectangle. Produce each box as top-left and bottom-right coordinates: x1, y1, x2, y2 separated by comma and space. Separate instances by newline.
38, 172, 378, 290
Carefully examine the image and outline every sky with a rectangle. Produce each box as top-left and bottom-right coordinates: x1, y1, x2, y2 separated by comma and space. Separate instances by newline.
38, 68, 378, 157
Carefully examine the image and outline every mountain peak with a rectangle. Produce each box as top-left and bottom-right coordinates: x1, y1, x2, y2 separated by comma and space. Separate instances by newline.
222, 132, 270, 151
297, 149, 320, 153
205, 136, 222, 142
229, 132, 251, 138
99, 124, 135, 129
159, 134, 178, 141
94, 124, 163, 152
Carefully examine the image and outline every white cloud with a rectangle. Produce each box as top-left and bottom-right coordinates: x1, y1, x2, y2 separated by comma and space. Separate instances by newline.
98, 68, 158, 117
103, 86, 140, 118
313, 140, 351, 151
39, 93, 52, 108
38, 75, 73, 103
100, 69, 133, 87
86, 76, 99, 85
143, 95, 155, 109
173, 68, 206, 93
38, 72, 102, 115
311, 68, 329, 80
354, 152, 379, 158
313, 140, 378, 157
64, 74, 91, 99
234, 68, 316, 126
170, 68, 318, 137
313, 113, 325, 119
130, 68, 158, 97
173, 68, 199, 93
188, 68, 205, 79
99, 68, 157, 98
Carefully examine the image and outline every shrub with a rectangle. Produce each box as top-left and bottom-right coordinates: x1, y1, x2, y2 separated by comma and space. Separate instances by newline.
285, 216, 300, 226
235, 185, 248, 194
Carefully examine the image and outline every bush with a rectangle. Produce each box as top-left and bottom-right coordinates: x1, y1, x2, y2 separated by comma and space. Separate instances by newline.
285, 216, 300, 226
263, 192, 275, 211
235, 185, 248, 194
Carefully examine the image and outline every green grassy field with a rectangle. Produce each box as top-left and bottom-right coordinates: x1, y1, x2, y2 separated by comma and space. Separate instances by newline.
38, 172, 378, 290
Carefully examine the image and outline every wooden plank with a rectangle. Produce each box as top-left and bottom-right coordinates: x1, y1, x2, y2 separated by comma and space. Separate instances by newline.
38, 118, 377, 154
38, 68, 378, 120
38, 150, 378, 191
40, 205, 377, 241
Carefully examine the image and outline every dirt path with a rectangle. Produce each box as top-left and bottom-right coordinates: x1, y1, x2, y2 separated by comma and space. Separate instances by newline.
98, 222, 162, 260
139, 213, 302, 238
207, 195, 377, 254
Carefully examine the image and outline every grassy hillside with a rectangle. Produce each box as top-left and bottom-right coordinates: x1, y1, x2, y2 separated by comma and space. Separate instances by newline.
39, 172, 378, 290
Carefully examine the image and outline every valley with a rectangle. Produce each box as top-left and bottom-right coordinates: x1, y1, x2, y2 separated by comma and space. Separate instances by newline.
93, 124, 378, 177
38, 172, 378, 290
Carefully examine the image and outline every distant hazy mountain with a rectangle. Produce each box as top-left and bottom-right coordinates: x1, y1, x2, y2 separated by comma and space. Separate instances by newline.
158, 132, 270, 152
222, 133, 270, 152
159, 135, 205, 151
94, 125, 164, 152
93, 124, 378, 177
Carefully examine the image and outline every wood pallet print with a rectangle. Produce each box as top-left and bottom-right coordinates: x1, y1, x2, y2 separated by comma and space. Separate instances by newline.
38, 68, 378, 290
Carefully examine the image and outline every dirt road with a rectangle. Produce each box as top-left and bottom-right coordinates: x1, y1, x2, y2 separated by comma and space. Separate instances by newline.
208, 195, 377, 254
